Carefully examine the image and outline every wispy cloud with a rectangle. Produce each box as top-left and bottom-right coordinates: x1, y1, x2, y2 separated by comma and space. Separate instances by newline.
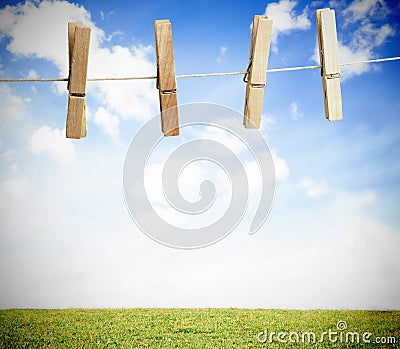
300, 178, 329, 197
263, 0, 311, 53
216, 46, 227, 64
341, 0, 390, 24
290, 101, 303, 120
0, 175, 29, 200
272, 151, 290, 181
0, 1, 96, 71
0, 85, 27, 120
0, 149, 15, 162
94, 106, 120, 138
29, 125, 76, 166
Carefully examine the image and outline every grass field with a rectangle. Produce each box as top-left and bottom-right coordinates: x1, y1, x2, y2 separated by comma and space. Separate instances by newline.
0, 309, 399, 348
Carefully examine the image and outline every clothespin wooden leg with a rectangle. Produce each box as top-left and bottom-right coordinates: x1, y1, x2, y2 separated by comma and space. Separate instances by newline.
244, 85, 265, 128
244, 15, 273, 129
154, 19, 179, 137
316, 8, 342, 121
67, 22, 91, 139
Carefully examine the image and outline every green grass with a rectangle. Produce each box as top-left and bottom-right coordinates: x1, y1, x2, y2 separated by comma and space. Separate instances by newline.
0, 309, 399, 348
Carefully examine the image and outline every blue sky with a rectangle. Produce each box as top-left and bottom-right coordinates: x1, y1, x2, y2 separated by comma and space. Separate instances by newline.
0, 0, 400, 309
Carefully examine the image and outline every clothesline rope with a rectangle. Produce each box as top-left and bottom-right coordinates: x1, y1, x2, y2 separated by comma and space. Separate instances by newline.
0, 56, 399, 83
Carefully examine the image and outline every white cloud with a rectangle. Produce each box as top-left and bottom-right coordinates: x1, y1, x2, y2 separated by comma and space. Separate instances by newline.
355, 22, 395, 48
197, 126, 247, 155
261, 114, 275, 127
342, 0, 389, 24
27, 69, 37, 79
242, 149, 289, 185
339, 26, 394, 80
290, 101, 303, 120
10, 163, 18, 173
29, 125, 76, 166
88, 45, 158, 120
0, 85, 26, 120
85, 104, 93, 121
0, 175, 29, 200
272, 151, 289, 181
94, 107, 119, 137
310, 0, 324, 6
2, 186, 398, 309
245, 161, 262, 194
0, 1, 158, 125
216, 46, 227, 64
144, 159, 231, 230
259, 114, 276, 136
0, 147, 20, 174
263, 0, 311, 52
300, 178, 329, 197
0, 149, 14, 161
0, 1, 97, 74
336, 189, 376, 209
337, 43, 371, 80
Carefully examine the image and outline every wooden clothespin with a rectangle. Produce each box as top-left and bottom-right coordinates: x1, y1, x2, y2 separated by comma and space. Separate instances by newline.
316, 8, 342, 121
66, 22, 91, 139
243, 15, 273, 129
154, 19, 179, 137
